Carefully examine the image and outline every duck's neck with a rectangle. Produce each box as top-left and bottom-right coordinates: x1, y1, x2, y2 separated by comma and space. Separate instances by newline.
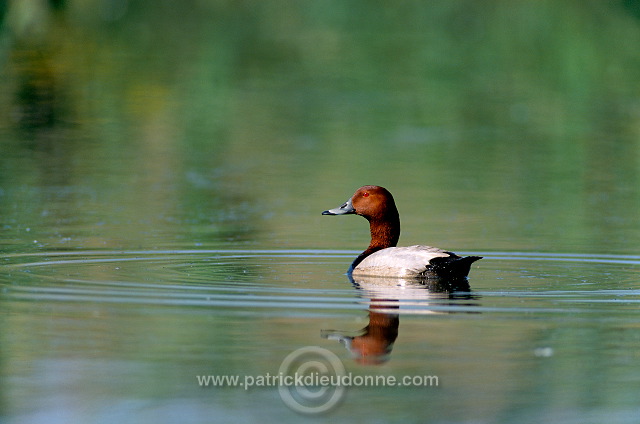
350, 213, 400, 270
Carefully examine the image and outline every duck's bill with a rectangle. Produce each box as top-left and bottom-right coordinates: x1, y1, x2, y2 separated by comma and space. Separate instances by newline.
322, 198, 356, 215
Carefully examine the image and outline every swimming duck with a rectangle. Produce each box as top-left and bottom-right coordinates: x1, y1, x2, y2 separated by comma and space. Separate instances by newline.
322, 185, 481, 279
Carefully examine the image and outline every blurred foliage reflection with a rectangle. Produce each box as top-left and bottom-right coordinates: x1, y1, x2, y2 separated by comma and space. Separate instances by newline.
1, 0, 640, 253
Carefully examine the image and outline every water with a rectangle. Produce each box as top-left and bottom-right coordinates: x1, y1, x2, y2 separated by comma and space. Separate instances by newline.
2, 250, 640, 423
2, 1, 640, 423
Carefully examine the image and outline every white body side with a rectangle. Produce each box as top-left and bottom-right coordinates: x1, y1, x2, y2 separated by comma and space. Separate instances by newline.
351, 245, 453, 278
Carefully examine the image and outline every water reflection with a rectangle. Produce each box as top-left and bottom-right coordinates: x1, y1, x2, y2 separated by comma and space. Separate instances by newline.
325, 305, 398, 366
323, 275, 479, 365
13, 51, 67, 132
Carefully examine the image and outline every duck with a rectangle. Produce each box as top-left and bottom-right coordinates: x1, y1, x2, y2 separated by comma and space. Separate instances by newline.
322, 185, 481, 280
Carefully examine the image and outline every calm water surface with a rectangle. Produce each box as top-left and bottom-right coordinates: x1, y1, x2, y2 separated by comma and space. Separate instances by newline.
2, 250, 640, 423
2, 1, 640, 423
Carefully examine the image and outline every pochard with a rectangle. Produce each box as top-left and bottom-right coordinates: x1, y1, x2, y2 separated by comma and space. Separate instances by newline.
322, 185, 481, 280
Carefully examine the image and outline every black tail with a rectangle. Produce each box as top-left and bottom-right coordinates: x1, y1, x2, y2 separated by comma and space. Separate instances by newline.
429, 255, 482, 279
455, 255, 482, 275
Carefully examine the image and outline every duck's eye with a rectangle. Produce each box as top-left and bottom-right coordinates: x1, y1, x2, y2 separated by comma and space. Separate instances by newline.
363, 192, 369, 197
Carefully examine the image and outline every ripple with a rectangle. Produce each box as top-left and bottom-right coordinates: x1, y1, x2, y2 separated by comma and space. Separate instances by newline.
0, 250, 361, 316
5, 248, 640, 265
1, 249, 639, 317
483, 251, 640, 265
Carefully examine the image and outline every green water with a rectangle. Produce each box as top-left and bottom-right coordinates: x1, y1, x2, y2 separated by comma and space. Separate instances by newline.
2, 1, 640, 423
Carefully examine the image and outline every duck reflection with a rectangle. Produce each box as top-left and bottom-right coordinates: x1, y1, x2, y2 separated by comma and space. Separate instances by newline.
323, 301, 399, 365
322, 275, 478, 365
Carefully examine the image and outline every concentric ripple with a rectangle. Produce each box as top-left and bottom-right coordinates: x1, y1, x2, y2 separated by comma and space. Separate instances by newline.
1, 249, 640, 316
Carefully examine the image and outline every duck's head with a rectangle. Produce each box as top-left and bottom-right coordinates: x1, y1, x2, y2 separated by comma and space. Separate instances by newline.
322, 185, 397, 221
